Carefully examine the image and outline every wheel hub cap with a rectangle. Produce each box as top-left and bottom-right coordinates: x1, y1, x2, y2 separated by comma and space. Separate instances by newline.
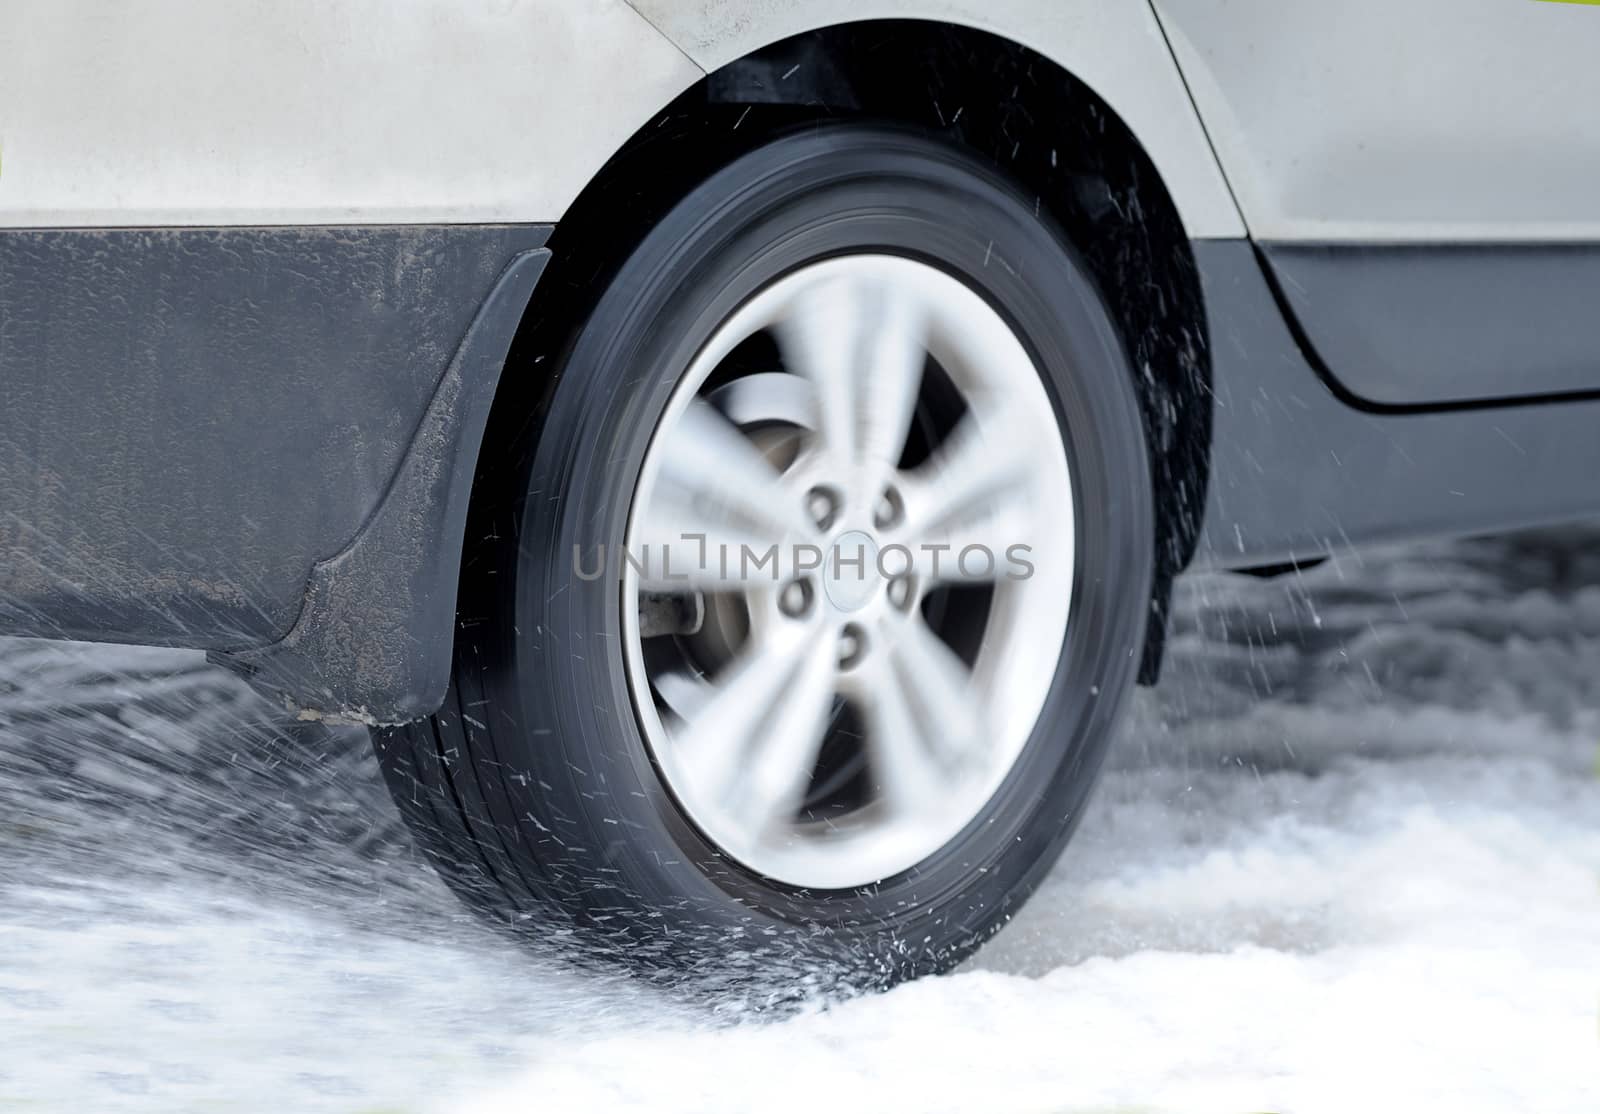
822, 530, 880, 613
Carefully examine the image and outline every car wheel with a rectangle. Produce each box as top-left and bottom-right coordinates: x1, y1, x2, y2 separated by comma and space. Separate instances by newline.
374, 125, 1154, 990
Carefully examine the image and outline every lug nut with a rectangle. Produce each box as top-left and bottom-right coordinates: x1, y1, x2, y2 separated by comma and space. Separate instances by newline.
807, 486, 840, 530
886, 575, 914, 611
779, 579, 814, 619
873, 486, 904, 530
838, 622, 867, 668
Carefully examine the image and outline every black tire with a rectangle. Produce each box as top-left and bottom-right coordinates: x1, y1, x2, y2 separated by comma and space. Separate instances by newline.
374, 125, 1154, 992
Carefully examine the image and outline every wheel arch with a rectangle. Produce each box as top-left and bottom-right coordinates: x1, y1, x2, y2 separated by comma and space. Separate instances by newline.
485, 17, 1218, 683
623, 2, 1243, 241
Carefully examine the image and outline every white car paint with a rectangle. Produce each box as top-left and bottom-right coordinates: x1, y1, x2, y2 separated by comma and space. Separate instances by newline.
0, 0, 700, 228
1155, 0, 1600, 243
0, 0, 1244, 238
628, 0, 1246, 239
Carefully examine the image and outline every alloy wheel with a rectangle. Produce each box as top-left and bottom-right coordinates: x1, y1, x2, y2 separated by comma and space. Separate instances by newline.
622, 254, 1076, 889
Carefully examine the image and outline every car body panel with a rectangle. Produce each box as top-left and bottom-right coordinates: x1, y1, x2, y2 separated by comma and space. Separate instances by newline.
1193, 242, 1600, 569
629, 0, 1245, 238
1154, 0, 1600, 243
1260, 243, 1600, 407
0, 0, 1248, 236
0, 0, 1244, 239
1157, 0, 1600, 401
0, 0, 699, 227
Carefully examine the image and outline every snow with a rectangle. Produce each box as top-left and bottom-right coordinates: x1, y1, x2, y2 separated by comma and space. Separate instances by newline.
2, 529, 1597, 1112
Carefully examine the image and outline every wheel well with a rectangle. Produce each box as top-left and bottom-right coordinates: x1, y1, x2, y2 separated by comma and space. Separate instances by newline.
485, 19, 1211, 682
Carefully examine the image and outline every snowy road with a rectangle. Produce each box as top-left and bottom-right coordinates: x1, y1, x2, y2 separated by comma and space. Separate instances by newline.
2, 529, 1597, 1113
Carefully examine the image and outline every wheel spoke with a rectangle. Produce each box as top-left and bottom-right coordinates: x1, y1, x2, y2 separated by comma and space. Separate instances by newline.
775, 276, 928, 479
633, 398, 808, 588
856, 657, 952, 821
776, 276, 862, 470
903, 491, 1040, 583
883, 617, 988, 771
898, 398, 1041, 567
630, 498, 783, 589
659, 398, 808, 533
653, 668, 715, 722
709, 372, 819, 432
858, 288, 928, 471
669, 628, 837, 841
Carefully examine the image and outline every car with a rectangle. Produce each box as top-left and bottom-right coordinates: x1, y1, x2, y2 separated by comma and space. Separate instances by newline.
4, 0, 1599, 987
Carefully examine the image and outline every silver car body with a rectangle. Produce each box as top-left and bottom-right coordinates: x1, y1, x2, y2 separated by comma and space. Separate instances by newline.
8, 2, 1597, 239
1156, 0, 1600, 242
2, 1, 1244, 233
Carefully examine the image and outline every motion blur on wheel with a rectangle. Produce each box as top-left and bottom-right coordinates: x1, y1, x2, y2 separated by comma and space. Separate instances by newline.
377, 127, 1153, 985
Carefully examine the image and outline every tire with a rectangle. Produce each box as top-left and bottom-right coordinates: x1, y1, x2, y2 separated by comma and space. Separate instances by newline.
374, 125, 1154, 992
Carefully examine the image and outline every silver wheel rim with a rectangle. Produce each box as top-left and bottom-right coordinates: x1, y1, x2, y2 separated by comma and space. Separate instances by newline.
621, 254, 1075, 889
